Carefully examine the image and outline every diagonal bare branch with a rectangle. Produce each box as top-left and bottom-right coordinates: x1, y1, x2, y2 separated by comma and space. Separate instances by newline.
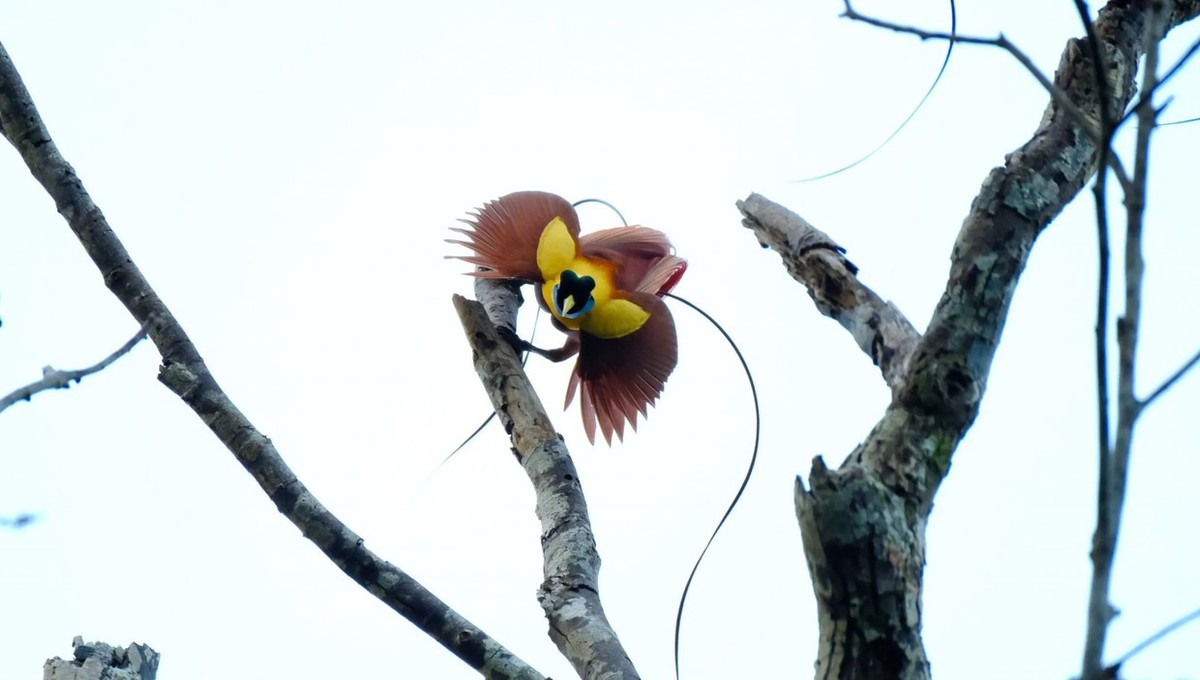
1139, 346, 1200, 412
0, 39, 544, 680
1107, 605, 1200, 674
454, 293, 640, 680
0, 322, 148, 413
737, 193, 919, 393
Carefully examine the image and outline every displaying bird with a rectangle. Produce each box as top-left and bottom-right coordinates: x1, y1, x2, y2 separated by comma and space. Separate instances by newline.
449, 191, 686, 444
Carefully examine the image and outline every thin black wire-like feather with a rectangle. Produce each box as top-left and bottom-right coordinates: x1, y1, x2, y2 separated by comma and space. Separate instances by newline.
667, 292, 760, 680
794, 0, 957, 183
1160, 114, 1200, 127
437, 308, 541, 468
572, 197, 628, 227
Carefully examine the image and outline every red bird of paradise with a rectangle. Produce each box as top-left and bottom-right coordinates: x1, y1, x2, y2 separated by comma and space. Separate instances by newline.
450, 191, 686, 444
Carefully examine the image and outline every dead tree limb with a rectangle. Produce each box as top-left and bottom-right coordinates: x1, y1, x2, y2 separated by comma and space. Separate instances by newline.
0, 39, 544, 680
738, 194, 919, 393
742, 2, 1200, 677
1081, 3, 1200, 677
0, 322, 148, 414
454, 293, 640, 680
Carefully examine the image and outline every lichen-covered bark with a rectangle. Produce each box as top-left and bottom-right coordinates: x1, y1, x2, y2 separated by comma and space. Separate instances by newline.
745, 2, 1200, 677
455, 294, 640, 680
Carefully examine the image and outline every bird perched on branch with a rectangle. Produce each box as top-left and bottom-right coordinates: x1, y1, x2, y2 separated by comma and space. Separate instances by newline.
450, 191, 686, 444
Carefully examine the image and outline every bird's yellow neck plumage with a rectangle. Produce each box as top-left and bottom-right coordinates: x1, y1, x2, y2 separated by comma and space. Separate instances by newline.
536, 217, 649, 339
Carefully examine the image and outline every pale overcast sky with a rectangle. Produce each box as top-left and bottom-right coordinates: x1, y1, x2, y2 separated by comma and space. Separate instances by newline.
1, 1, 1198, 678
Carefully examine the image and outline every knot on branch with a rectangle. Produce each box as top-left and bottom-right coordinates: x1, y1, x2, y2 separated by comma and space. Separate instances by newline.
738, 193, 857, 273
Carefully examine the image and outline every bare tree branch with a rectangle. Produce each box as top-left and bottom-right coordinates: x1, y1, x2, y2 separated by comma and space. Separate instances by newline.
0, 39, 545, 680
0, 322, 148, 414
1083, 4, 1175, 676
1120, 31, 1200, 128
1107, 605, 1200, 674
745, 2, 1200, 677
841, 0, 1136, 192
454, 293, 640, 680
1139, 346, 1200, 411
1071, 1, 1122, 672
737, 193, 919, 393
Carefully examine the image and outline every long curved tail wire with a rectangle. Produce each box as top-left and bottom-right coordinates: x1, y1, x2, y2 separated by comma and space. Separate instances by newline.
572, 197, 629, 227
794, 0, 957, 183
437, 307, 541, 468
665, 292, 760, 680
1161, 114, 1200, 127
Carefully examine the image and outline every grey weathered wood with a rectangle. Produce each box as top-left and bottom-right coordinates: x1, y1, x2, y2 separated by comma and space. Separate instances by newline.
455, 294, 640, 680
43, 637, 159, 680
738, 194, 919, 393
743, 2, 1200, 678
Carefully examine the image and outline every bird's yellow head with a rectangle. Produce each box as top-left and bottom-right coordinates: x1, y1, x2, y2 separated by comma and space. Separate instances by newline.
536, 217, 650, 339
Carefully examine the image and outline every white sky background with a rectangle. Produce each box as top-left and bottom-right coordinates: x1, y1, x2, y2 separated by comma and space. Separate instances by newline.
1, 0, 1197, 678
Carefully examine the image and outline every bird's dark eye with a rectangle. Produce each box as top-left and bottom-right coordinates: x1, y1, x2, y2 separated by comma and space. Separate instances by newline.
554, 270, 596, 318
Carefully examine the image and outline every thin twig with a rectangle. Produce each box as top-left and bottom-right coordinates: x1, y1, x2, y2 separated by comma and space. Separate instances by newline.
1139, 346, 1200, 412
1081, 4, 1172, 678
1160, 113, 1200, 126
842, 1, 1099, 142
1119, 33, 1200, 128
0, 322, 149, 413
841, 0, 1134, 191
1076, 0, 1118, 673
1107, 605, 1200, 671
0, 39, 545, 680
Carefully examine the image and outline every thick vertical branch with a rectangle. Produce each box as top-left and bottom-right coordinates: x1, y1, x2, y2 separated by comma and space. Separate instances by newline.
742, 2, 1200, 678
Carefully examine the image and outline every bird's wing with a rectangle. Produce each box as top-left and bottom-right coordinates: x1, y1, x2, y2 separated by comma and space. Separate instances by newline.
635, 255, 687, 295
448, 191, 580, 281
580, 226, 685, 293
566, 292, 677, 444
579, 225, 672, 256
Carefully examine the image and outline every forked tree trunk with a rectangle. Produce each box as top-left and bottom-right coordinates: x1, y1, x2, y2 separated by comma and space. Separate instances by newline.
740, 3, 1200, 675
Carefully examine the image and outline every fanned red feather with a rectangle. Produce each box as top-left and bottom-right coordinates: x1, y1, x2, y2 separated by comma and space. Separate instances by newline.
448, 191, 580, 281
566, 292, 678, 444
452, 191, 685, 445
580, 226, 686, 293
